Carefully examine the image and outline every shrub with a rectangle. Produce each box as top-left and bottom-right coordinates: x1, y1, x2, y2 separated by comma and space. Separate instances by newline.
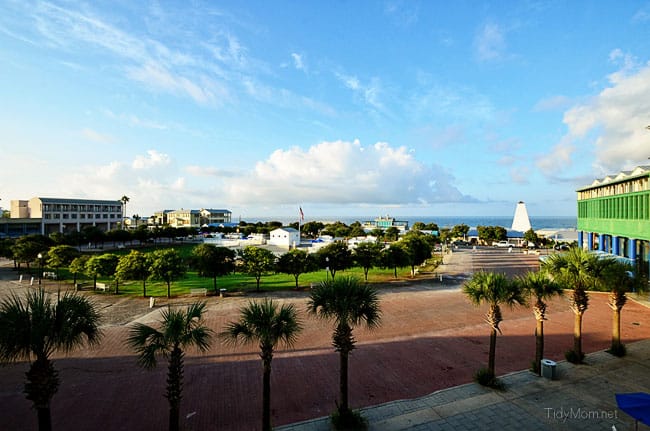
564, 349, 585, 364
331, 408, 368, 431
474, 368, 505, 390
607, 344, 627, 357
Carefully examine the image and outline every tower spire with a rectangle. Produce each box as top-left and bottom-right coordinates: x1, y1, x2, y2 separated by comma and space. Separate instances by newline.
511, 201, 532, 232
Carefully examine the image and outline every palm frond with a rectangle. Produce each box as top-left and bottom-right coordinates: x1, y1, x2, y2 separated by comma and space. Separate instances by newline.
307, 276, 381, 330
221, 299, 302, 350
0, 292, 33, 362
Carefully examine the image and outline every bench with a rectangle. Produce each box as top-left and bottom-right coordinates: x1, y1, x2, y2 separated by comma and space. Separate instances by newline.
96, 282, 111, 292
190, 288, 207, 296
43, 271, 57, 279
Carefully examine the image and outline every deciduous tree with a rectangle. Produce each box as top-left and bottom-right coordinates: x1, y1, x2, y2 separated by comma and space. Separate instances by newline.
276, 249, 317, 289
149, 249, 186, 298
239, 246, 276, 292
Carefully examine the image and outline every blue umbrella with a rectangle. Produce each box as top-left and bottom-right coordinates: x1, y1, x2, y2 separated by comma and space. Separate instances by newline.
616, 393, 650, 430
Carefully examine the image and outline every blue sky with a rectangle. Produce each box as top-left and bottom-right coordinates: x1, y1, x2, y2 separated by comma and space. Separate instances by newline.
2, 1, 650, 221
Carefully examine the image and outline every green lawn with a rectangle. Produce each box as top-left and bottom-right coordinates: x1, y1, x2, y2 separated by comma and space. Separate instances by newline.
48, 243, 441, 297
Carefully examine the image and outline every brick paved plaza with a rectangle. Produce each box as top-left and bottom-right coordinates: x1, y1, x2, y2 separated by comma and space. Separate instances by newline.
1, 248, 649, 430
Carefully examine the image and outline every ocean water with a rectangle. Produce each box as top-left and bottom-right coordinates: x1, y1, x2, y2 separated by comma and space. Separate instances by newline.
249, 215, 576, 230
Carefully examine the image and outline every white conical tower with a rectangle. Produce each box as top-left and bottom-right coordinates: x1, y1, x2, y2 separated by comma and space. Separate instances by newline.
511, 201, 532, 232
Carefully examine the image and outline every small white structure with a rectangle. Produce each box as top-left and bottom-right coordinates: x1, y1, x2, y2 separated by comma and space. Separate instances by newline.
511, 201, 532, 232
269, 227, 300, 248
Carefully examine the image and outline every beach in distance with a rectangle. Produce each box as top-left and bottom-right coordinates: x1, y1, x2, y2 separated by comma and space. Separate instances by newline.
249, 215, 577, 230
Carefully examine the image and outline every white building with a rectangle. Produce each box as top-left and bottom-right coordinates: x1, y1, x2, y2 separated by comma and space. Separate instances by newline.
268, 227, 300, 248
511, 201, 532, 232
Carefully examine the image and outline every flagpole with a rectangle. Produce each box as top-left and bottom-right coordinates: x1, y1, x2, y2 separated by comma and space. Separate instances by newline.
298, 206, 304, 247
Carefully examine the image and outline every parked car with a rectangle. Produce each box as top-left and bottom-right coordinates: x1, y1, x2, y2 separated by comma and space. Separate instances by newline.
494, 241, 512, 247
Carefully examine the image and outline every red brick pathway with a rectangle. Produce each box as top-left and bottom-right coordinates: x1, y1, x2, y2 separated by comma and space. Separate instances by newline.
1, 250, 649, 431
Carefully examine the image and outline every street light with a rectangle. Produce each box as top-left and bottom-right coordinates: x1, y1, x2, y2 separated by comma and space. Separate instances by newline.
37, 253, 43, 285
325, 256, 330, 281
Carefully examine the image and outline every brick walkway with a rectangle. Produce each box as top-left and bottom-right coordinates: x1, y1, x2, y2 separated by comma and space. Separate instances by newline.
278, 340, 650, 430
1, 249, 649, 430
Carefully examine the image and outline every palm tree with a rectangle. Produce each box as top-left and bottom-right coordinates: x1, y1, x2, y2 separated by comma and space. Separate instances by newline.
599, 259, 646, 356
463, 271, 526, 379
515, 270, 563, 375
0, 288, 102, 431
541, 247, 597, 362
307, 276, 381, 426
120, 195, 130, 229
221, 299, 301, 431
126, 302, 212, 431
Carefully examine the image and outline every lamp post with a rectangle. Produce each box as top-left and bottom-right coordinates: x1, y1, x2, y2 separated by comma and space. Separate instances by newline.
37, 252, 43, 286
325, 256, 330, 281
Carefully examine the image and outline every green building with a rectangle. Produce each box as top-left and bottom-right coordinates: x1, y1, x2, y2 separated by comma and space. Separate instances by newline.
576, 165, 650, 275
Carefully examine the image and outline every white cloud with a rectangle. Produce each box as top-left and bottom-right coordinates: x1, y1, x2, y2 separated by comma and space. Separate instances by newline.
335, 72, 385, 111
536, 138, 575, 176
126, 62, 224, 105
132, 150, 171, 169
291, 53, 306, 71
81, 128, 114, 143
533, 95, 572, 112
383, 1, 419, 27
186, 165, 239, 177
217, 140, 475, 206
474, 22, 506, 62
541, 60, 650, 176
632, 6, 650, 22
509, 166, 530, 185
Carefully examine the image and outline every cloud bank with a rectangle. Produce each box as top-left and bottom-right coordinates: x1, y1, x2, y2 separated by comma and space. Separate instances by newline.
537, 54, 650, 177
217, 140, 474, 206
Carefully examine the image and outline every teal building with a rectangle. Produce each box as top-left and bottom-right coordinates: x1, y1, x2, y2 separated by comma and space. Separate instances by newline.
576, 165, 650, 275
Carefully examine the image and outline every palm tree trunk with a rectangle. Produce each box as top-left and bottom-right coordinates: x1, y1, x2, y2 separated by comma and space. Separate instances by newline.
612, 307, 622, 351
167, 347, 183, 431
37, 407, 52, 431
535, 319, 544, 376
488, 328, 497, 376
262, 358, 272, 431
339, 350, 349, 414
574, 311, 583, 357
25, 358, 59, 431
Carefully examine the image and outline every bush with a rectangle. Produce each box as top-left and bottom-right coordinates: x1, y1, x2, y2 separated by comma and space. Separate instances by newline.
331, 408, 368, 431
474, 368, 505, 390
564, 349, 585, 364
607, 344, 627, 357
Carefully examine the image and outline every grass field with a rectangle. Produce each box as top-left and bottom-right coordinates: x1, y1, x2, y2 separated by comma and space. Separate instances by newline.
45, 243, 442, 297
